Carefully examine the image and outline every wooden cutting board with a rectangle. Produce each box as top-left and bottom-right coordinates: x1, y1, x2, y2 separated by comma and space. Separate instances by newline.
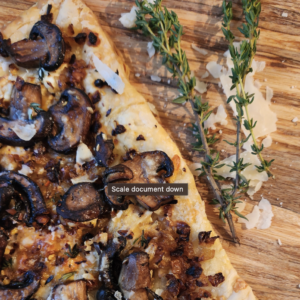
0, 0, 300, 299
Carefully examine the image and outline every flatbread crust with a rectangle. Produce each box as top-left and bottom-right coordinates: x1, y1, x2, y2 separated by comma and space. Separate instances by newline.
0, 0, 256, 299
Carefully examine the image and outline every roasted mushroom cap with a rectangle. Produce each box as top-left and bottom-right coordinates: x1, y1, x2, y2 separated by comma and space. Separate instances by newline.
0, 271, 39, 300
95, 132, 114, 168
118, 252, 150, 300
50, 280, 87, 300
48, 88, 93, 154
98, 237, 126, 292
2, 20, 65, 71
0, 78, 52, 147
10, 78, 42, 120
0, 229, 8, 266
104, 151, 174, 211
0, 171, 48, 224
56, 183, 107, 222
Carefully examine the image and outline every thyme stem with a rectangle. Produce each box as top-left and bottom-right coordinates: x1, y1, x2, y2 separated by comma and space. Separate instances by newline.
135, 0, 240, 243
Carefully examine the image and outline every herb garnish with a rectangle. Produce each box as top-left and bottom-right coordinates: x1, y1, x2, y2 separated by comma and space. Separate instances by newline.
133, 230, 148, 248
59, 271, 76, 281
134, 0, 273, 243
2, 257, 13, 269
30, 102, 44, 113
64, 244, 79, 258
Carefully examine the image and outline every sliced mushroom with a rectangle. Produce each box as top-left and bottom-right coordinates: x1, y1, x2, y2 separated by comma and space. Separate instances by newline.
98, 237, 126, 292
0, 180, 18, 213
1, 20, 65, 71
118, 252, 150, 300
95, 132, 114, 168
0, 78, 52, 147
50, 280, 87, 300
104, 151, 174, 211
0, 271, 40, 300
48, 88, 92, 154
56, 183, 107, 222
10, 77, 42, 120
0, 229, 8, 266
0, 171, 48, 224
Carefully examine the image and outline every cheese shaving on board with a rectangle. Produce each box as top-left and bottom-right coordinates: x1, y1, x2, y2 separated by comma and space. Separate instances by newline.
206, 61, 223, 78
262, 135, 272, 148
238, 198, 274, 230
204, 105, 228, 130
119, 6, 138, 28
216, 151, 268, 196
208, 42, 278, 195
147, 41, 155, 58
92, 54, 125, 95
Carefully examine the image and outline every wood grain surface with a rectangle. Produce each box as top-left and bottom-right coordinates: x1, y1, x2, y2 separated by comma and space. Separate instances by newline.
0, 0, 300, 299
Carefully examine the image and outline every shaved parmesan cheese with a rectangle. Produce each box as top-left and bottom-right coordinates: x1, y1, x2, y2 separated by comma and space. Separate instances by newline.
219, 43, 277, 146
188, 162, 202, 176
194, 78, 207, 94
239, 205, 260, 229
235, 200, 246, 213
257, 198, 274, 229
135, 73, 141, 77
201, 71, 209, 79
282, 12, 288, 17
12, 123, 36, 141
266, 86, 273, 103
92, 54, 125, 95
119, 6, 138, 28
147, 41, 155, 58
277, 239, 282, 246
18, 165, 33, 176
204, 105, 228, 130
247, 180, 263, 196
150, 75, 161, 82
71, 174, 97, 185
216, 151, 268, 196
254, 79, 262, 89
191, 44, 208, 55
253, 60, 266, 73
206, 61, 223, 78
238, 198, 273, 230
292, 117, 298, 123
76, 143, 94, 165
262, 135, 272, 148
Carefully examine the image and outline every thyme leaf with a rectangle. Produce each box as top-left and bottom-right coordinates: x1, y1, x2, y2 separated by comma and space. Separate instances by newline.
2, 257, 13, 269
133, 230, 148, 248
64, 244, 79, 258
30, 102, 44, 113
59, 271, 76, 281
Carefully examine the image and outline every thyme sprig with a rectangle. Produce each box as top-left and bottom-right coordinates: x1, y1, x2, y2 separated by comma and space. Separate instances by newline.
133, 229, 148, 247
222, 0, 274, 179
134, 0, 240, 243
